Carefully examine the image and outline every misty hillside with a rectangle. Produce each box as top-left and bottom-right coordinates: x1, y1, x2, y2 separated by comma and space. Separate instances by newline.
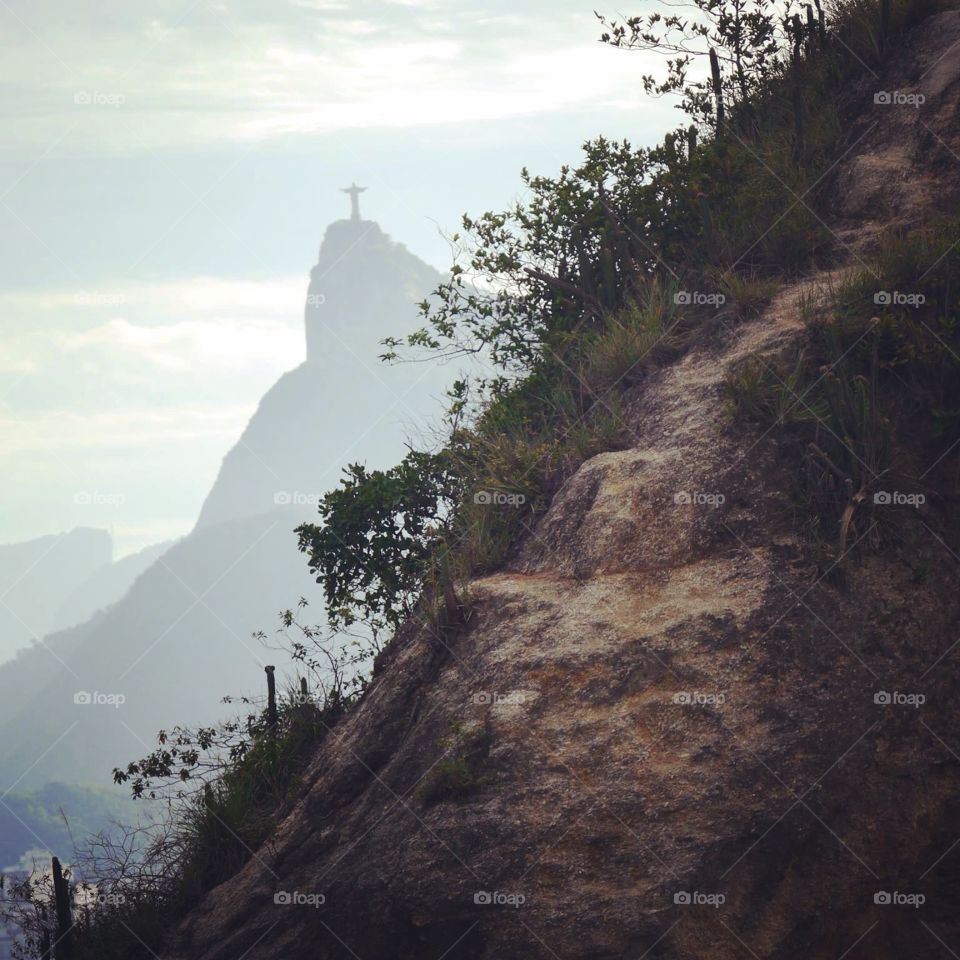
0, 510, 316, 787
0, 216, 450, 793
0, 531, 166, 670
50, 540, 174, 637
0, 784, 133, 873
0, 528, 110, 663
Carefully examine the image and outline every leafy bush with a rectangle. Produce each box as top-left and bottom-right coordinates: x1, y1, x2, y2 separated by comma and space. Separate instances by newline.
296, 452, 463, 632
597, 0, 785, 125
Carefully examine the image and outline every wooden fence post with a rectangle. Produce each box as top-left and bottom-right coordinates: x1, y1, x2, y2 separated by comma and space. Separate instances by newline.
50, 857, 73, 960
709, 48, 725, 132
814, 0, 827, 45
806, 4, 818, 50
265, 665, 277, 730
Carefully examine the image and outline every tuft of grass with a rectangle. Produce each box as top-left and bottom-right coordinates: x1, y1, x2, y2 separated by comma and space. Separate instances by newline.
418, 722, 491, 806
827, 0, 949, 63
581, 292, 685, 393
727, 220, 960, 553
726, 350, 826, 427
174, 702, 330, 901
715, 269, 782, 320
449, 281, 684, 576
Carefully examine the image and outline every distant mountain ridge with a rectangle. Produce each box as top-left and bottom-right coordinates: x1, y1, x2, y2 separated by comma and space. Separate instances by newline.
0, 213, 452, 790
51, 539, 175, 636
0, 528, 111, 664
304, 217, 440, 357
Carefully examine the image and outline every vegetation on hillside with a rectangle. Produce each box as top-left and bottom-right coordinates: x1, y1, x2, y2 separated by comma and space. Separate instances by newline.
0, 609, 363, 960
3, 0, 956, 955
0, 785, 133, 873
304, 0, 954, 632
727, 220, 960, 560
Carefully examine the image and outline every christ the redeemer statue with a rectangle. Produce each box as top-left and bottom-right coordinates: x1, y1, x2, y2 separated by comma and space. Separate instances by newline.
341, 182, 367, 221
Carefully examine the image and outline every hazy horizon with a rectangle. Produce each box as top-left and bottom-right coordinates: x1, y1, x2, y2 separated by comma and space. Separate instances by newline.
0, 0, 678, 558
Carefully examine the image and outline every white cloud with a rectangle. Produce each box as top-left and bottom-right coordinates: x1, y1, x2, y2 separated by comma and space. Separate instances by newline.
1, 3, 658, 154
0, 275, 306, 374
60, 316, 302, 372
0, 403, 256, 454
0, 276, 306, 316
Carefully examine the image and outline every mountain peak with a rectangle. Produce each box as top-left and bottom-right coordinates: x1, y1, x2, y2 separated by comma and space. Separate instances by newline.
304, 217, 440, 364
193, 215, 445, 530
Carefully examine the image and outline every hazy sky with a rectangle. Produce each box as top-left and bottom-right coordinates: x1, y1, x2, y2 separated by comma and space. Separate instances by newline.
0, 0, 676, 557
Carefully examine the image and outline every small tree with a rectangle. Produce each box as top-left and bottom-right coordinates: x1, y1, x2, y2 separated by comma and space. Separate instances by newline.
597, 0, 790, 127
296, 451, 462, 632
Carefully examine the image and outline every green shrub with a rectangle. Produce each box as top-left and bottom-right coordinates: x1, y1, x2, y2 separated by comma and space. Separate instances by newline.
296, 452, 463, 632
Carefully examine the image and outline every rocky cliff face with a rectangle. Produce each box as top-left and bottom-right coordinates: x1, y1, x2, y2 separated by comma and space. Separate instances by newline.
160, 13, 960, 960
304, 218, 441, 362
196, 219, 445, 530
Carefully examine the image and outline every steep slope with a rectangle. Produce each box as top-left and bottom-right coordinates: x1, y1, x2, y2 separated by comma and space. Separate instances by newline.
50, 539, 175, 636
195, 218, 447, 530
0, 528, 111, 664
159, 12, 960, 960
